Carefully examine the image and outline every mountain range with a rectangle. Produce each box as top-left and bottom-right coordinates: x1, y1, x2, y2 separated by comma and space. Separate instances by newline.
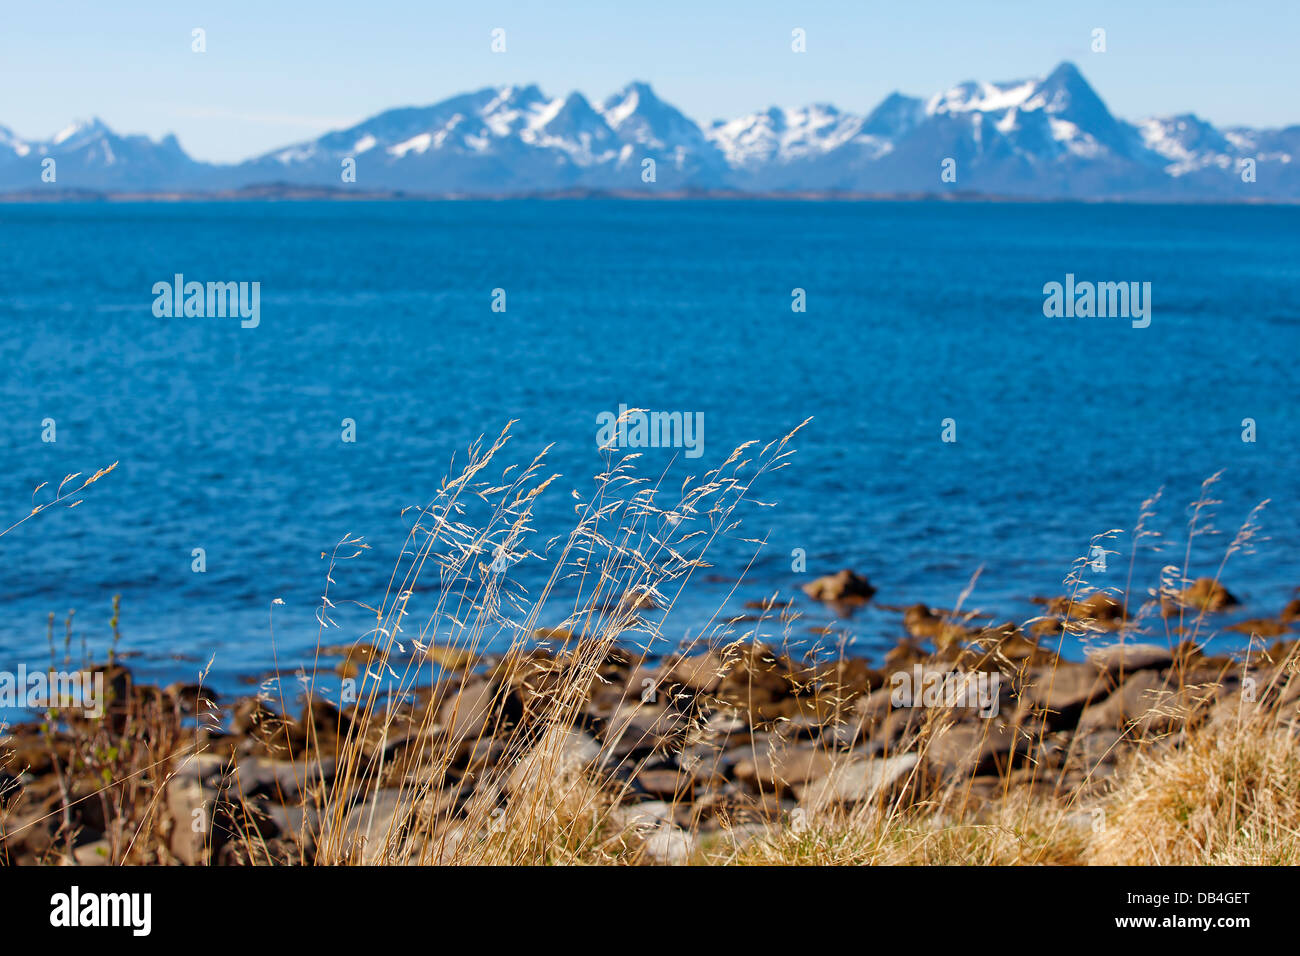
4, 62, 1297, 200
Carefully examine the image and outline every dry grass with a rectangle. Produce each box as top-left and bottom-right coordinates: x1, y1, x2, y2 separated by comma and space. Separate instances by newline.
3, 432, 1297, 867
1087, 695, 1300, 865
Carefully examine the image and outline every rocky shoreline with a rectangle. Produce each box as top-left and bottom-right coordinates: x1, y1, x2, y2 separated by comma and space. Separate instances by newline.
2, 570, 1297, 865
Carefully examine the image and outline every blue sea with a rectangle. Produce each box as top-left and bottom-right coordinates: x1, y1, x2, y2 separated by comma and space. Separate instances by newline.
0, 200, 1296, 704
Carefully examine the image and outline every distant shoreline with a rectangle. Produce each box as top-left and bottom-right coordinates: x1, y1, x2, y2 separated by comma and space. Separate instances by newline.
2, 183, 1296, 205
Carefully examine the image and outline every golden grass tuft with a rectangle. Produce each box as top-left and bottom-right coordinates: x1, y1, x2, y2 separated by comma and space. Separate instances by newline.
4, 439, 1299, 868
1086, 709, 1300, 865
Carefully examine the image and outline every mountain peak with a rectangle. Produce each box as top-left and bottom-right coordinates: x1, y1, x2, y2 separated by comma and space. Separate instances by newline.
3, 67, 1292, 200
863, 91, 924, 137
536, 90, 610, 141
1033, 61, 1105, 109
600, 81, 694, 141
621, 80, 657, 98
1026, 60, 1125, 147
1046, 61, 1084, 82
52, 116, 109, 145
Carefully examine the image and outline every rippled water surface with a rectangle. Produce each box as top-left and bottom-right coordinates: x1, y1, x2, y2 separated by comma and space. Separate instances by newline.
1, 200, 1296, 699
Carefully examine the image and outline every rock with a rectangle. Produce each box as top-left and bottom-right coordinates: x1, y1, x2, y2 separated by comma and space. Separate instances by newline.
641, 824, 694, 864
605, 801, 694, 862
1226, 617, 1290, 637
531, 627, 580, 645
600, 702, 688, 761
1064, 727, 1127, 775
166, 776, 212, 865
966, 625, 1041, 662
672, 749, 728, 788
1164, 578, 1239, 615
796, 754, 920, 810
1030, 617, 1063, 637
293, 699, 354, 757
1282, 597, 1300, 621
802, 569, 876, 603
660, 650, 729, 693
636, 769, 695, 799
1040, 592, 1126, 631
264, 802, 324, 845
335, 788, 420, 865
883, 640, 926, 671
863, 703, 930, 755
607, 800, 677, 831
614, 588, 658, 613
904, 608, 1000, 653
903, 604, 944, 640
706, 822, 770, 851
732, 742, 837, 791
826, 687, 891, 746
163, 682, 210, 713
505, 729, 600, 795
436, 678, 499, 744
423, 642, 476, 672
232, 756, 333, 802
711, 643, 800, 723
1085, 642, 1174, 675
169, 751, 233, 786
1016, 662, 1108, 727
704, 709, 748, 736
811, 657, 881, 698
1207, 672, 1299, 727
321, 642, 388, 676
1076, 670, 1199, 735
69, 839, 113, 866
923, 722, 1019, 777
1073, 591, 1126, 627
230, 697, 284, 741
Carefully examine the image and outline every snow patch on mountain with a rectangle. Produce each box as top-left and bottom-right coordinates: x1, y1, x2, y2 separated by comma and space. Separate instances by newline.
0, 64, 1295, 198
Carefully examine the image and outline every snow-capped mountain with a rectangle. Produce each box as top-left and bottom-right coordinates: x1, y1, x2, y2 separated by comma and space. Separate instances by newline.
0, 117, 211, 190
1, 63, 1295, 199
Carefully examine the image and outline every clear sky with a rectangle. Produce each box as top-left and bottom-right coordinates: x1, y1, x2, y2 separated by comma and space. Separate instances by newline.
3, 0, 1297, 163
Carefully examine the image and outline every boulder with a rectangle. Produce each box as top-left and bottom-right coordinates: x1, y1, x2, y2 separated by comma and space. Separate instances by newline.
1016, 662, 1108, 726
732, 742, 838, 791
1085, 642, 1174, 675
636, 768, 695, 799
640, 824, 694, 864
166, 776, 212, 865
505, 729, 600, 795
796, 754, 920, 810
922, 722, 1019, 777
1164, 578, 1239, 615
606, 800, 677, 831
903, 604, 944, 640
1226, 617, 1289, 637
660, 649, 730, 693
232, 756, 333, 802
436, 677, 499, 744
600, 702, 689, 762
802, 569, 876, 603
1072, 591, 1126, 627
70, 839, 113, 866
1076, 670, 1200, 735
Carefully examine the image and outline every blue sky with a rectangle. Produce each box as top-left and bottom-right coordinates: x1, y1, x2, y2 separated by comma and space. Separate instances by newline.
4, 0, 1297, 162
